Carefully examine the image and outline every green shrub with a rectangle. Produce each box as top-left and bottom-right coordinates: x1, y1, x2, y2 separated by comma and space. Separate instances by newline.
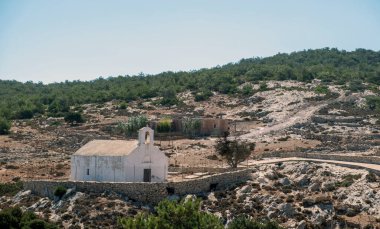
0, 207, 57, 229
53, 186, 67, 199
366, 96, 380, 111
64, 112, 84, 124
314, 85, 330, 94
159, 89, 178, 106
195, 90, 213, 101
259, 82, 268, 91
157, 118, 172, 133
14, 108, 34, 119
228, 215, 282, 229
0, 181, 23, 196
119, 199, 223, 229
119, 102, 127, 110
215, 131, 256, 168
241, 85, 254, 96
348, 80, 366, 92
0, 117, 11, 135
366, 172, 377, 182
182, 118, 201, 137
335, 174, 362, 187
114, 115, 148, 136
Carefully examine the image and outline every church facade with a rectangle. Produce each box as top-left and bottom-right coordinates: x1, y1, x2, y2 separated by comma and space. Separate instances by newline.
70, 127, 168, 182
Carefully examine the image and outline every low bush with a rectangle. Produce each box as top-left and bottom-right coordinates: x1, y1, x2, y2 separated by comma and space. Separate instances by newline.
314, 85, 330, 94
0, 181, 23, 196
0, 117, 11, 135
64, 112, 84, 124
118, 102, 127, 109
0, 207, 57, 229
194, 90, 213, 101
119, 199, 224, 229
366, 172, 377, 182
157, 118, 172, 133
53, 186, 67, 199
335, 174, 362, 187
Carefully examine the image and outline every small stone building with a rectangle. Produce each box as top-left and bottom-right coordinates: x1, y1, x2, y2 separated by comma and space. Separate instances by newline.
70, 127, 168, 182
200, 118, 230, 136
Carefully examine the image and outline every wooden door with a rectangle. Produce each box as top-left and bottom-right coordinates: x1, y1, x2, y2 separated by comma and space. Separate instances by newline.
143, 169, 151, 182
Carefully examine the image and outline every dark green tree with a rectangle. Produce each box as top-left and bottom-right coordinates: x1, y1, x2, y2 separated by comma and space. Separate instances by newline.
0, 117, 11, 135
215, 132, 255, 168
64, 112, 84, 125
159, 88, 179, 106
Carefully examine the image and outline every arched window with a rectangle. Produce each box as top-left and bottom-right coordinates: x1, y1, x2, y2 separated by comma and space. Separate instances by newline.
145, 131, 151, 144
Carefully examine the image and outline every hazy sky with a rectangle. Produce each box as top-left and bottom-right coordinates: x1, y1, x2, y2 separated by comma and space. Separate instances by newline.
1, 0, 380, 83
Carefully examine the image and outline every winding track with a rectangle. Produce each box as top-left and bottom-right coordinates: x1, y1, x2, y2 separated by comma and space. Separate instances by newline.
240, 92, 346, 140
247, 157, 380, 174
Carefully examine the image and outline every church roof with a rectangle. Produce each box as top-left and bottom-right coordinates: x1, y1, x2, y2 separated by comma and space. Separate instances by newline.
74, 140, 139, 156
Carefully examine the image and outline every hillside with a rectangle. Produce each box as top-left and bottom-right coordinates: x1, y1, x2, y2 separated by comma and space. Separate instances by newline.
0, 48, 379, 120
0, 48, 380, 228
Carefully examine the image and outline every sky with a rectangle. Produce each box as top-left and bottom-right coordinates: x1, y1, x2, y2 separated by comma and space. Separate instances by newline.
0, 0, 380, 83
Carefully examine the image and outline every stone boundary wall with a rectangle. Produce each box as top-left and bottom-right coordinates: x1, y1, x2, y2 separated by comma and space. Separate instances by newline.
258, 151, 380, 165
168, 167, 243, 173
311, 115, 363, 124
23, 169, 251, 204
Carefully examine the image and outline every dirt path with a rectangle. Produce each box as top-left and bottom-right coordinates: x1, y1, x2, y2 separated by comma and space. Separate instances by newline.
240, 92, 345, 140
240, 102, 325, 139
247, 157, 380, 173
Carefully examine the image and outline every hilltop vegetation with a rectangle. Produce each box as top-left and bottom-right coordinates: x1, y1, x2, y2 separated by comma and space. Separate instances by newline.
0, 48, 379, 122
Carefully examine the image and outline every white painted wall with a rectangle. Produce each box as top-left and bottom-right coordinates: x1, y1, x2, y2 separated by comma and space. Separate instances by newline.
70, 128, 168, 182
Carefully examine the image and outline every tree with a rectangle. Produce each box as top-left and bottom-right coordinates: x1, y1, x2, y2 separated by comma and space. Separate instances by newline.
241, 85, 254, 96
182, 118, 201, 138
64, 112, 84, 125
159, 88, 178, 106
115, 116, 148, 136
0, 117, 11, 135
215, 131, 255, 168
366, 95, 380, 111
348, 79, 365, 92
119, 199, 223, 229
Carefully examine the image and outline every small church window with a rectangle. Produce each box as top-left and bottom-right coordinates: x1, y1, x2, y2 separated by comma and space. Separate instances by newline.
145, 132, 150, 144
86, 169, 90, 175
213, 123, 217, 129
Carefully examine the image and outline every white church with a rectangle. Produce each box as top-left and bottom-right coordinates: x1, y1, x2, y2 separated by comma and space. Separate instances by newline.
70, 127, 168, 182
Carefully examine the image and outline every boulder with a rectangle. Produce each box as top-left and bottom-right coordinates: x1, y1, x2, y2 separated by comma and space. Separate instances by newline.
295, 174, 310, 187
321, 182, 335, 191
308, 182, 321, 192
297, 220, 307, 229
278, 203, 295, 217
279, 177, 291, 186
302, 197, 315, 207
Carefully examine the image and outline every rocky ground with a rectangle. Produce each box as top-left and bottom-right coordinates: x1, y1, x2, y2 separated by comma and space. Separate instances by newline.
1, 161, 379, 228
205, 162, 380, 228
0, 80, 379, 228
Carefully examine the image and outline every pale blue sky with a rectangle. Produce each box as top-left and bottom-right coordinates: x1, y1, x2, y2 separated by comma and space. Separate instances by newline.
1, 0, 380, 83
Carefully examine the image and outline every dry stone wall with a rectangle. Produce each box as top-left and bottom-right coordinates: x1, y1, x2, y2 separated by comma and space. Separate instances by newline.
168, 166, 243, 173
23, 168, 251, 204
258, 151, 380, 165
